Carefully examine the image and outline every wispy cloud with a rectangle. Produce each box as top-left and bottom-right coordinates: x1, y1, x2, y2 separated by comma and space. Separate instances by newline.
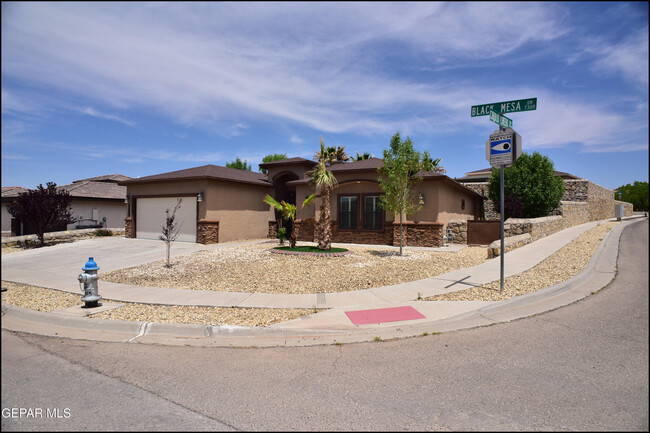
79, 107, 136, 127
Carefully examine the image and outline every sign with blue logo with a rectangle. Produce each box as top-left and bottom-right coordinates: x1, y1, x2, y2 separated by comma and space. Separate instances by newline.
486, 128, 521, 167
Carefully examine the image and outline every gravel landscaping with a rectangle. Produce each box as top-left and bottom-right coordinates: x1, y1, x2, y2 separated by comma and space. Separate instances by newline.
1, 221, 619, 326
100, 243, 488, 294
426, 221, 618, 301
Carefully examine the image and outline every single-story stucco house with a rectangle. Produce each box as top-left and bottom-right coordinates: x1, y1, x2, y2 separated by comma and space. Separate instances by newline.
119, 157, 484, 247
1, 174, 131, 237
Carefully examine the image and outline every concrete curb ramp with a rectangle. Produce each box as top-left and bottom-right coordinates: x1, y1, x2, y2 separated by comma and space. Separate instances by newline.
1, 217, 644, 347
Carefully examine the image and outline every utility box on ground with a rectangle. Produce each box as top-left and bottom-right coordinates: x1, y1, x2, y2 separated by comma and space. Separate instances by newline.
615, 204, 624, 221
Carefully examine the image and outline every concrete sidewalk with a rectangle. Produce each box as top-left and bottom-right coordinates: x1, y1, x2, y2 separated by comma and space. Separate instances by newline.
1, 216, 647, 347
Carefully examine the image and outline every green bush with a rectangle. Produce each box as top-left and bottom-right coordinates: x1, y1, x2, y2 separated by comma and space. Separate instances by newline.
488, 152, 564, 219
276, 227, 287, 245
94, 228, 113, 237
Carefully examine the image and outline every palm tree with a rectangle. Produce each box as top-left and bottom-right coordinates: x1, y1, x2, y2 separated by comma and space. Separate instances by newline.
421, 151, 446, 173
264, 194, 316, 248
308, 137, 338, 250
315, 144, 349, 165
354, 152, 374, 161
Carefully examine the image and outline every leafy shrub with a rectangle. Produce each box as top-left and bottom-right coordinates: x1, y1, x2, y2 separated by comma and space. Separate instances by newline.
276, 227, 287, 245
94, 228, 113, 237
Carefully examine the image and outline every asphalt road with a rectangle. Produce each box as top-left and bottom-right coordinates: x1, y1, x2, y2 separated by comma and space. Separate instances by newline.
2, 219, 648, 431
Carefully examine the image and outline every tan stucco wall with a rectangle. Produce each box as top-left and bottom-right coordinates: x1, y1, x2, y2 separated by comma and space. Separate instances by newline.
204, 181, 273, 242
407, 180, 477, 231
68, 200, 127, 229
126, 179, 210, 219
1, 203, 12, 235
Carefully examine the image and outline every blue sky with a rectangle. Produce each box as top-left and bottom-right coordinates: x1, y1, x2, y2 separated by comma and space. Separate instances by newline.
2, 2, 648, 190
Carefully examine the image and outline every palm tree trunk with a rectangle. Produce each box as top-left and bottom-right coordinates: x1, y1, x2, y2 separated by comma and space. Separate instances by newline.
318, 187, 332, 250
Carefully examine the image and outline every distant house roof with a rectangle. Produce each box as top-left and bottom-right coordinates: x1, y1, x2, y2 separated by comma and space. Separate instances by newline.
258, 157, 317, 169
455, 167, 581, 182
1, 186, 29, 198
73, 174, 133, 183
2, 182, 126, 202
58, 180, 127, 201
119, 164, 272, 187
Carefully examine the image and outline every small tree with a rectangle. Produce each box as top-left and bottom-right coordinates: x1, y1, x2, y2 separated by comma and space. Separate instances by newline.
487, 152, 564, 219
259, 153, 288, 174
160, 198, 182, 268
226, 157, 252, 171
7, 182, 75, 247
377, 133, 423, 256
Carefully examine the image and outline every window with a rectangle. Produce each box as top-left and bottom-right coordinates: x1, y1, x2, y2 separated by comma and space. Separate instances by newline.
461, 199, 466, 210
363, 195, 383, 230
339, 196, 357, 229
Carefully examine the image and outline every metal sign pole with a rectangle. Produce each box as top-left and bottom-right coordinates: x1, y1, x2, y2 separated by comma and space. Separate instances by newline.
500, 165, 505, 293
499, 117, 506, 293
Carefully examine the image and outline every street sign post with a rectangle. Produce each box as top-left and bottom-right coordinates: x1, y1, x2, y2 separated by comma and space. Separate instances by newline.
489, 110, 512, 129
471, 97, 537, 117
473, 98, 535, 294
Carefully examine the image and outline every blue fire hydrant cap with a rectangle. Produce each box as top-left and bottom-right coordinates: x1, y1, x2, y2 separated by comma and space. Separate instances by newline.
82, 257, 100, 271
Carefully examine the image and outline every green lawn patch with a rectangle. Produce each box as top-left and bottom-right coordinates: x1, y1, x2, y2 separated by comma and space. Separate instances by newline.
274, 246, 349, 253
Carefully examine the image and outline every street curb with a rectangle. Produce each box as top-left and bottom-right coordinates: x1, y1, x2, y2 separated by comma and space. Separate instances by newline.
1, 218, 646, 347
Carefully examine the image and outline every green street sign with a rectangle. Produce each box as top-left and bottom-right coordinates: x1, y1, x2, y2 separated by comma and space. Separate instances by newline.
489, 110, 513, 128
471, 97, 537, 117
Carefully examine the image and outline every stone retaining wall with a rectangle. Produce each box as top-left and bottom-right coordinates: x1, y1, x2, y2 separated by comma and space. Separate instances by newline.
1, 228, 125, 247
487, 233, 531, 258
505, 215, 565, 242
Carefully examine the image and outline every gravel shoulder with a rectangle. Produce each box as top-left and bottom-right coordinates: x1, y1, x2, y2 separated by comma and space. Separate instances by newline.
1, 222, 619, 326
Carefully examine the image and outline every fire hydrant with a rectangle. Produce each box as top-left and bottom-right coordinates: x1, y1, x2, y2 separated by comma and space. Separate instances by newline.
78, 257, 102, 308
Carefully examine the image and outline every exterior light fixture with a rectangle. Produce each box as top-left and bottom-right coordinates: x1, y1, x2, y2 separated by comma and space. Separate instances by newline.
197, 192, 203, 202
418, 193, 424, 205
124, 195, 129, 204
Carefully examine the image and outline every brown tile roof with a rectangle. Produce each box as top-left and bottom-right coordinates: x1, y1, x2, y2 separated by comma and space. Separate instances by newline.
119, 164, 272, 187
1, 186, 29, 198
73, 174, 133, 183
328, 157, 384, 172
58, 181, 127, 200
258, 157, 317, 169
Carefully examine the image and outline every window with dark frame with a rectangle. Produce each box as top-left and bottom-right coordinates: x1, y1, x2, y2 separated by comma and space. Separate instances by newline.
339, 196, 357, 229
363, 195, 383, 230
461, 199, 466, 210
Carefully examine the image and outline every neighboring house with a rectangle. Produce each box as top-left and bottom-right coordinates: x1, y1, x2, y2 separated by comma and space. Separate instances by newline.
120, 158, 484, 247
456, 167, 625, 222
1, 175, 131, 237
1, 186, 29, 236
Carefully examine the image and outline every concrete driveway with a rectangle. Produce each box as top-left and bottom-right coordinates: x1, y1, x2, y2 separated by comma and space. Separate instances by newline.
1, 236, 254, 291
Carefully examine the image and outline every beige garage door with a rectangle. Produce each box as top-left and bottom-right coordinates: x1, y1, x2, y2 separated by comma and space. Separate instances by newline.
136, 197, 197, 242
